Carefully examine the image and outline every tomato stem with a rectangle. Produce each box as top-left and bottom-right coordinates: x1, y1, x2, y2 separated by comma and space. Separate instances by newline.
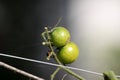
54, 17, 62, 27
51, 67, 61, 80
61, 74, 67, 80
60, 66, 85, 80
42, 27, 85, 80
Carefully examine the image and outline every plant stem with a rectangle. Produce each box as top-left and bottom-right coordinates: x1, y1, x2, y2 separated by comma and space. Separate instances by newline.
51, 67, 61, 80
41, 32, 47, 42
62, 74, 67, 80
54, 17, 62, 27
42, 27, 85, 80
53, 53, 85, 80
60, 66, 85, 80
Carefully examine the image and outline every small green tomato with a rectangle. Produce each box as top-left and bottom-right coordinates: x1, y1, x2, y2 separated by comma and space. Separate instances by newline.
50, 27, 70, 47
57, 42, 79, 64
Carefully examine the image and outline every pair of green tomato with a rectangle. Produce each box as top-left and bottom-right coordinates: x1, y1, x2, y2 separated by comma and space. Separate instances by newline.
50, 27, 79, 64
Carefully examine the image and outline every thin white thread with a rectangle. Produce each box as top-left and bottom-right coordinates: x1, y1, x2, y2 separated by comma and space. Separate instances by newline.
0, 53, 120, 78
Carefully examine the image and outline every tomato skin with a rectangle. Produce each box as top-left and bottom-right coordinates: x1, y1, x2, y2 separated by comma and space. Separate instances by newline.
50, 27, 70, 47
57, 42, 79, 64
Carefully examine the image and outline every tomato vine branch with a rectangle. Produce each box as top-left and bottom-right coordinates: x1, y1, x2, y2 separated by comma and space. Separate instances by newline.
42, 27, 85, 80
51, 67, 61, 80
61, 74, 67, 80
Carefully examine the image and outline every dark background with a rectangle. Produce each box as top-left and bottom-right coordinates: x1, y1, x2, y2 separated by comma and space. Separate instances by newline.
0, 0, 69, 80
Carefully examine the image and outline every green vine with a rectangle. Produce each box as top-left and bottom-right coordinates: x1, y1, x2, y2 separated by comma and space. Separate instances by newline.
41, 27, 85, 80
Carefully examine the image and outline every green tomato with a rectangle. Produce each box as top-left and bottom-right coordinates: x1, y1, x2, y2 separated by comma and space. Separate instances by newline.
57, 42, 79, 64
50, 27, 70, 47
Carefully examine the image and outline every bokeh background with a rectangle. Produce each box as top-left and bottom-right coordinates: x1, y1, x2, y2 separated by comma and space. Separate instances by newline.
0, 0, 120, 80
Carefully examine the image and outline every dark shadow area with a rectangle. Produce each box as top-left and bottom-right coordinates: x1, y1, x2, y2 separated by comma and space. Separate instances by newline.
0, 0, 68, 80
